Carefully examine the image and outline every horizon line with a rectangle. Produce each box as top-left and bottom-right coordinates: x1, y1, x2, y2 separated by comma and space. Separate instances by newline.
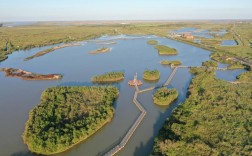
2, 19, 252, 23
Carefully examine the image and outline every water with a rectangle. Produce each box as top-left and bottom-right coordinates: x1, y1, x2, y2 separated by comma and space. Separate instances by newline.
0, 35, 244, 156
171, 27, 227, 39
216, 63, 246, 81
1, 22, 37, 27
221, 40, 237, 46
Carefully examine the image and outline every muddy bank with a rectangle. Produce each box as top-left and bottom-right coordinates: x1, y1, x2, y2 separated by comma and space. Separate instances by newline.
0, 68, 62, 80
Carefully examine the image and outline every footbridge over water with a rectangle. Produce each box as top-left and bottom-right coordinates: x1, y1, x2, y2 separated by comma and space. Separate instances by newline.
104, 67, 179, 156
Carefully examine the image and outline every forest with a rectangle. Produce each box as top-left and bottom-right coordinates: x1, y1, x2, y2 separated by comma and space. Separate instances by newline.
23, 86, 119, 155
152, 68, 252, 156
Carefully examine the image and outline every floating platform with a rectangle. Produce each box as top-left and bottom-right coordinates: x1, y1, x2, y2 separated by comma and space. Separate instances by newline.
128, 73, 143, 86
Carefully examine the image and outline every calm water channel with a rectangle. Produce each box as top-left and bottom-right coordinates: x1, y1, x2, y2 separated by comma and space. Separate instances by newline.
0, 35, 244, 156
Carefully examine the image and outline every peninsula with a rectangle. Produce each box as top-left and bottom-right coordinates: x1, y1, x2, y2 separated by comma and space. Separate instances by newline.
24, 43, 81, 61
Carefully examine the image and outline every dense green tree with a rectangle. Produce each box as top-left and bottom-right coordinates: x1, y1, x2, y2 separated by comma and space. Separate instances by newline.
152, 68, 252, 156
23, 86, 119, 155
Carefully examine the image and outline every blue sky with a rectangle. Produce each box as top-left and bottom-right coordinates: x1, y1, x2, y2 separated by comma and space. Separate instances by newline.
0, 0, 251, 21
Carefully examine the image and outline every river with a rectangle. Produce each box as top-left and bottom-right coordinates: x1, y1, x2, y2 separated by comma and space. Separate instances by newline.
0, 35, 244, 156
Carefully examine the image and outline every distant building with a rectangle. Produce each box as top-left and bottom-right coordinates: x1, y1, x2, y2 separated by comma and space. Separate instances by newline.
182, 33, 194, 39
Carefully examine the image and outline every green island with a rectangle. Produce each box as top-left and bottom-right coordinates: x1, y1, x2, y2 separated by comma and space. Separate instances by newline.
155, 45, 178, 55
152, 68, 252, 156
23, 86, 119, 155
147, 40, 158, 45
160, 60, 182, 66
24, 43, 80, 61
143, 69, 160, 81
89, 47, 111, 54
92, 72, 124, 83
201, 60, 218, 67
153, 88, 178, 105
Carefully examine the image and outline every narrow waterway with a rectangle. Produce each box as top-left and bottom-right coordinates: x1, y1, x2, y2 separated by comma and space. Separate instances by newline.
0, 35, 245, 156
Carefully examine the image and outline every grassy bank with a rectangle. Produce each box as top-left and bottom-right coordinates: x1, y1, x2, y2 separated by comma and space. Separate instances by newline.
152, 68, 252, 155
23, 86, 119, 155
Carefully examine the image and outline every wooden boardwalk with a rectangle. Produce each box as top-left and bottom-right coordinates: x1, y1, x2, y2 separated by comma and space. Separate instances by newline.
104, 68, 179, 156
164, 67, 178, 86
104, 86, 146, 156
104, 65, 229, 155
176, 65, 227, 70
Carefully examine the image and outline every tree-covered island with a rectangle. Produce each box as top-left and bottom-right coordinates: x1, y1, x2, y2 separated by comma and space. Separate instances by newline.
92, 72, 124, 83
23, 86, 119, 155
143, 69, 160, 81
155, 45, 178, 55
153, 88, 178, 105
